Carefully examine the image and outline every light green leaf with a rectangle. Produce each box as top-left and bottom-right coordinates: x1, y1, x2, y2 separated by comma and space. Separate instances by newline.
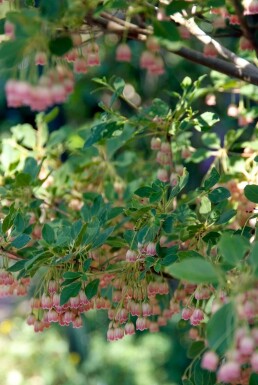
167, 257, 219, 284
199, 196, 211, 214
218, 233, 250, 266
202, 133, 221, 149
207, 302, 236, 355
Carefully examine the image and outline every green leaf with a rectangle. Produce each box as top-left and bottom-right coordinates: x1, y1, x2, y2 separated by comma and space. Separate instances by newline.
178, 250, 204, 260
13, 215, 26, 234
24, 251, 48, 270
208, 187, 230, 203
169, 169, 189, 199
137, 224, 160, 244
207, 0, 225, 6
63, 272, 82, 280
187, 341, 205, 359
23, 157, 39, 179
188, 149, 211, 163
8, 259, 27, 272
49, 35, 73, 56
218, 234, 250, 266
42, 224, 55, 244
202, 231, 220, 245
124, 230, 137, 249
182, 380, 194, 385
84, 121, 121, 148
40, 0, 68, 21
167, 257, 219, 284
157, 245, 178, 265
165, 1, 189, 15
91, 226, 115, 249
60, 282, 82, 306
52, 254, 73, 266
202, 133, 221, 149
204, 168, 220, 190
81, 222, 99, 246
244, 184, 258, 203
61, 278, 81, 287
199, 196, 211, 214
0, 18, 6, 35
134, 186, 153, 198
75, 223, 88, 246
83, 258, 92, 272
249, 373, 258, 385
207, 302, 236, 355
248, 242, 258, 268
2, 213, 14, 233
11, 124, 36, 149
107, 124, 134, 158
7, 10, 40, 37
11, 234, 31, 249
216, 209, 237, 224
43, 107, 59, 124
71, 220, 83, 240
149, 191, 163, 203
15, 173, 31, 187
85, 279, 100, 300
145, 256, 155, 269
0, 38, 28, 68
113, 77, 125, 95
199, 112, 220, 128
154, 262, 161, 273
153, 20, 180, 41
192, 358, 216, 385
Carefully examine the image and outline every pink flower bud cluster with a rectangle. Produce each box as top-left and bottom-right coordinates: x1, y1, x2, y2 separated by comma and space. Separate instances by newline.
125, 242, 157, 262
200, 326, 258, 384
237, 287, 258, 324
65, 43, 100, 73
5, 67, 74, 111
28, 289, 91, 332
167, 283, 214, 327
0, 269, 30, 297
150, 136, 175, 183
116, 37, 165, 76
196, 285, 258, 385
4, 32, 100, 111
27, 276, 112, 332
106, 268, 172, 341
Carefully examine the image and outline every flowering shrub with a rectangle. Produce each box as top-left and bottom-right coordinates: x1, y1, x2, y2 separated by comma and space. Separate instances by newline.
0, 1, 257, 384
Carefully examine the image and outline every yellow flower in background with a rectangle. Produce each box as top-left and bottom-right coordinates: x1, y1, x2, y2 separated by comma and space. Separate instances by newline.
0, 319, 13, 334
